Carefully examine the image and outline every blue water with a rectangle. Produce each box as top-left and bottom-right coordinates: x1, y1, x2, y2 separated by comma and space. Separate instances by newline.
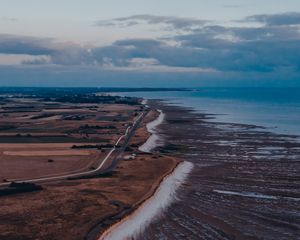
121, 88, 300, 136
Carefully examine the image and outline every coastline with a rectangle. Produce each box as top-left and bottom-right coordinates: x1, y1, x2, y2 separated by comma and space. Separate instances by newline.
132, 100, 300, 240
88, 100, 195, 239
86, 104, 185, 240
139, 109, 165, 153
0, 100, 182, 240
2, 96, 298, 240
86, 156, 181, 240
99, 161, 193, 240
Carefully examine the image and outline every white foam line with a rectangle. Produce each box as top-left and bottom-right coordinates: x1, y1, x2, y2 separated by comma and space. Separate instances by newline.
139, 110, 165, 153
214, 190, 300, 202
99, 161, 194, 240
214, 190, 277, 200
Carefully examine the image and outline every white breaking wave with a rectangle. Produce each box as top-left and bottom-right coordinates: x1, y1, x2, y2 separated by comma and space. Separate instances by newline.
99, 161, 194, 240
139, 109, 165, 153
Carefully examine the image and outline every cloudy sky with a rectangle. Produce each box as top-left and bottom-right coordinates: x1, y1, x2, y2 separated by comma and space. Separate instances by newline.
1, 0, 300, 87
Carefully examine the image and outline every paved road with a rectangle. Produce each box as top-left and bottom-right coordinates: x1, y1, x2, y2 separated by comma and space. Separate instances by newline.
0, 110, 147, 187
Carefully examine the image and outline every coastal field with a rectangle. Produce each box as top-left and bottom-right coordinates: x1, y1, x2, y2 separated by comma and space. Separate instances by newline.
0, 89, 181, 240
0, 94, 137, 181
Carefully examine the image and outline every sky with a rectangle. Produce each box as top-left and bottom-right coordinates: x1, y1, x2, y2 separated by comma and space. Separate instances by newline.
0, 0, 300, 87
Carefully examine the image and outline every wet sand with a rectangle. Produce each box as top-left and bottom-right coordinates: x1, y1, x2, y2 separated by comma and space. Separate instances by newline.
136, 100, 300, 240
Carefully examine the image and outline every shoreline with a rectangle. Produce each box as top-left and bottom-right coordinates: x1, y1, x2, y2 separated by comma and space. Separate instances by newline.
0, 98, 182, 240
2, 95, 298, 239
99, 161, 193, 240
86, 157, 180, 240
138, 109, 165, 153
134, 100, 300, 240
95, 104, 193, 240
86, 105, 183, 240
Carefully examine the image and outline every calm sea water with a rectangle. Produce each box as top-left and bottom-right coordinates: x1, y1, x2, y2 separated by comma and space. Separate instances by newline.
122, 88, 300, 136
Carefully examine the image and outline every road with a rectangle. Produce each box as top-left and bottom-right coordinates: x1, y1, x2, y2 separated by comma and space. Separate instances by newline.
0, 110, 148, 187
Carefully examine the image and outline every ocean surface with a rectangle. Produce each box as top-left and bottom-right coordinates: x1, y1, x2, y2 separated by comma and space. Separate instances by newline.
122, 88, 300, 136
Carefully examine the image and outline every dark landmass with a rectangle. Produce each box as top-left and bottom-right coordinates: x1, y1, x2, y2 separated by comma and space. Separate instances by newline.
0, 87, 189, 96
0, 182, 43, 196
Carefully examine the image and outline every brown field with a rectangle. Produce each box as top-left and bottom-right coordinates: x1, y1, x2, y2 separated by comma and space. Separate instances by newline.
0, 153, 179, 240
0, 96, 140, 181
0, 94, 180, 240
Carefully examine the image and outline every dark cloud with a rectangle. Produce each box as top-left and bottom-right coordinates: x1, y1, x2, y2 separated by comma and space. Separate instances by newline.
1, 12, 300, 77
174, 23, 300, 72
0, 34, 93, 65
246, 12, 300, 26
89, 39, 197, 68
91, 19, 300, 72
230, 25, 300, 41
95, 14, 207, 30
0, 34, 54, 55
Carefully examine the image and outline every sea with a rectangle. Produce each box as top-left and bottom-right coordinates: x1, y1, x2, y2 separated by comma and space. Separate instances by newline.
121, 88, 300, 136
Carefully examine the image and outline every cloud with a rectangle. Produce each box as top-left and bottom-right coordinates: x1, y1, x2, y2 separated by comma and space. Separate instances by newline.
246, 12, 300, 26
89, 38, 213, 69
0, 34, 54, 55
1, 12, 300, 76
92, 37, 296, 73
174, 23, 300, 72
95, 14, 207, 30
222, 5, 242, 8
21, 56, 51, 65
0, 34, 94, 66
0, 17, 17, 22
